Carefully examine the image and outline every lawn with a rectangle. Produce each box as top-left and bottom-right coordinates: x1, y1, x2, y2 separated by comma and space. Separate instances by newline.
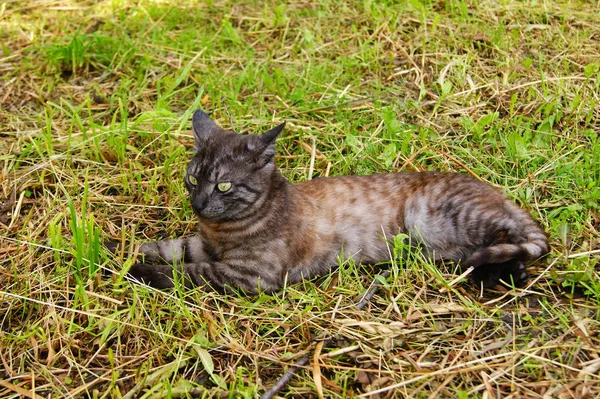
1, 0, 599, 398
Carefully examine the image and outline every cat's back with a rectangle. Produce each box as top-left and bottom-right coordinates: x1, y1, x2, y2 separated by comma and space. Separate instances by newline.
292, 172, 452, 262
295, 171, 496, 202
294, 172, 415, 222
290, 171, 508, 263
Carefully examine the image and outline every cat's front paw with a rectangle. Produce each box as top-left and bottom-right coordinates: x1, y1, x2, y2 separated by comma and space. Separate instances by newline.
127, 263, 176, 289
102, 240, 122, 278
104, 240, 120, 254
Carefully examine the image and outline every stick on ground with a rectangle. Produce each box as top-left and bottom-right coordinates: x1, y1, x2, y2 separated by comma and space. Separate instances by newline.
260, 270, 391, 399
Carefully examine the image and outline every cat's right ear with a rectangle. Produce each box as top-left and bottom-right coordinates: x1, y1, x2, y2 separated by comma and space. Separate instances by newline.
259, 122, 286, 146
255, 122, 285, 166
192, 110, 219, 148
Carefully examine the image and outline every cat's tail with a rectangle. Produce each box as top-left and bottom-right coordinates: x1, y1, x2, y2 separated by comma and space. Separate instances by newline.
462, 206, 549, 268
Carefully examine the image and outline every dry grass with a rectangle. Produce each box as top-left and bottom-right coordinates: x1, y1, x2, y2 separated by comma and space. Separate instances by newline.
1, 0, 600, 398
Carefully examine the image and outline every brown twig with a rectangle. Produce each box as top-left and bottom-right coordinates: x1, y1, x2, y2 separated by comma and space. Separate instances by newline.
260, 270, 391, 399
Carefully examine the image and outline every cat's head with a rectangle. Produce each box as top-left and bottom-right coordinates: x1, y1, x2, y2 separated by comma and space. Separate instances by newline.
185, 110, 285, 221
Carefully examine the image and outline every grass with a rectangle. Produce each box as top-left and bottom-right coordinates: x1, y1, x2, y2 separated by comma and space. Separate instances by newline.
1, 0, 599, 397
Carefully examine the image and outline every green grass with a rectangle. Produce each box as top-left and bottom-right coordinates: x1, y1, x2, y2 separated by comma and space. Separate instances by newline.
1, 0, 599, 397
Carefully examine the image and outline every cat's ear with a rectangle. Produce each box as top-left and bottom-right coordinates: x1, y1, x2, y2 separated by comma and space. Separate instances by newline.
192, 110, 219, 148
260, 122, 286, 146
256, 122, 285, 166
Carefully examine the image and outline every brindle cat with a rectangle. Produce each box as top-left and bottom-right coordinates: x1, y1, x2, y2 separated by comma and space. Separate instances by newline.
121, 110, 548, 293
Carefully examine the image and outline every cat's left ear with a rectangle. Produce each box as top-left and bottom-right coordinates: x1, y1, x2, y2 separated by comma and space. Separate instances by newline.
192, 110, 219, 149
253, 122, 285, 166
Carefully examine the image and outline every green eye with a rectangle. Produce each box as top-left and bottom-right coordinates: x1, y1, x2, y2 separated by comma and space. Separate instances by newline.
217, 182, 232, 192
188, 175, 198, 186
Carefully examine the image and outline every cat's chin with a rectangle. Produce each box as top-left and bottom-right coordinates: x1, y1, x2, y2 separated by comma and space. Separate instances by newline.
196, 206, 255, 222
196, 212, 222, 220
195, 210, 234, 222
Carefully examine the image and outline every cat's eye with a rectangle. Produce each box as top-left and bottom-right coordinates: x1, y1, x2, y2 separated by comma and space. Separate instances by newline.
217, 182, 232, 192
188, 175, 198, 186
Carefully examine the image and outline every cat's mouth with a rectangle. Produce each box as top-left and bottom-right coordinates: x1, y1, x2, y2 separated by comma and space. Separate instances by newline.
193, 206, 227, 220
191, 196, 224, 220
195, 210, 222, 220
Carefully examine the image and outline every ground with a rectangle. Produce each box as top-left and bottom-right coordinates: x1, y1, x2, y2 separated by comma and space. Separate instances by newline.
1, 0, 599, 398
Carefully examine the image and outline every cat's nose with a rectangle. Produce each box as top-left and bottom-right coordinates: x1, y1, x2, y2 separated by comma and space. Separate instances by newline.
192, 196, 209, 213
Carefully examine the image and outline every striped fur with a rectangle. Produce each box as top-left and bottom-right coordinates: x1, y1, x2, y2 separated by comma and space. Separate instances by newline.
124, 110, 549, 293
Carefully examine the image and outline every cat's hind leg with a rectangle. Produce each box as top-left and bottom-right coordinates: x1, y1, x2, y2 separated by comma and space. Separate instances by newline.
471, 260, 528, 288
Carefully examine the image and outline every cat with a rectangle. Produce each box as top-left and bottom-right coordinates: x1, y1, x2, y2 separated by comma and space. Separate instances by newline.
117, 110, 549, 294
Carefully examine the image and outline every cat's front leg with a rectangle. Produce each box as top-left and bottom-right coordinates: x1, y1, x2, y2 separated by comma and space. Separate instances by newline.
137, 236, 206, 264
128, 260, 281, 294
127, 263, 185, 289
